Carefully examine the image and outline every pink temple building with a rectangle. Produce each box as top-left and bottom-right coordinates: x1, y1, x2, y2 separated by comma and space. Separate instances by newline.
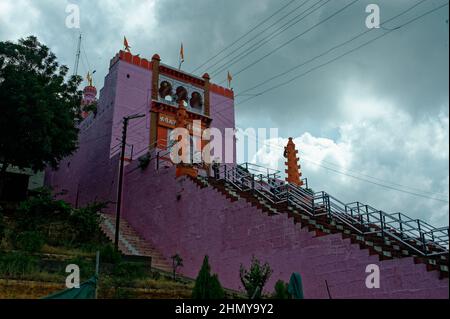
45, 50, 448, 299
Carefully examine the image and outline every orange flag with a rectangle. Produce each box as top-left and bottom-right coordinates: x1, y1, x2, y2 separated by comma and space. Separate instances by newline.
227, 71, 233, 88
180, 43, 184, 62
179, 43, 185, 70
124, 36, 131, 53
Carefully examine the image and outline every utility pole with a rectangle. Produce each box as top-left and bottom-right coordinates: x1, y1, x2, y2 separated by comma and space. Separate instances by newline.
114, 114, 146, 252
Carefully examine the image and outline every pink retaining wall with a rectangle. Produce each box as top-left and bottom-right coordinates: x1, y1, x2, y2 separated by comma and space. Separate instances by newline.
122, 163, 448, 299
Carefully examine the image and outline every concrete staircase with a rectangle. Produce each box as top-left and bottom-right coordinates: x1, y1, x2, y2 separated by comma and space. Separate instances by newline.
99, 213, 172, 272
189, 175, 449, 280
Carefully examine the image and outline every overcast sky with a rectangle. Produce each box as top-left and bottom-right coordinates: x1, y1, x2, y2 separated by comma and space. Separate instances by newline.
1, 0, 448, 226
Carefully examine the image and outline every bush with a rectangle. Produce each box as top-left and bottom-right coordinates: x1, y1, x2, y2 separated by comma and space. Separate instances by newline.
100, 244, 122, 264
15, 231, 45, 253
239, 256, 273, 299
113, 262, 147, 280
192, 255, 225, 299
16, 188, 71, 233
69, 202, 105, 244
0, 252, 38, 277
272, 280, 290, 299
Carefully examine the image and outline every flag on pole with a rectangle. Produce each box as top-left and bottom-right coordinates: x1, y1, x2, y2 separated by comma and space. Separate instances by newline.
227, 71, 233, 88
124, 36, 131, 53
179, 43, 184, 70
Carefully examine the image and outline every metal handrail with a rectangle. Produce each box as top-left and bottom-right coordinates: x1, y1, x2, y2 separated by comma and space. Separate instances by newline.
213, 163, 449, 257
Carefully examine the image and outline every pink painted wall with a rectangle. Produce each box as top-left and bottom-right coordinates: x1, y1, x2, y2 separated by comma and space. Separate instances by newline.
122, 162, 448, 299
110, 60, 152, 160
210, 92, 236, 164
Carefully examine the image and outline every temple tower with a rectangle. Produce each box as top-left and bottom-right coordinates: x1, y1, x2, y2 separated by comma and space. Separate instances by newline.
284, 137, 303, 186
80, 74, 97, 119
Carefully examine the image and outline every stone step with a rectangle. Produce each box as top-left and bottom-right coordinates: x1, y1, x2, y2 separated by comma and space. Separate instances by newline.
99, 213, 172, 271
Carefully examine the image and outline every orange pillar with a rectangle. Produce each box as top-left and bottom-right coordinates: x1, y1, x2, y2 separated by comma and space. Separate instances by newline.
284, 137, 303, 186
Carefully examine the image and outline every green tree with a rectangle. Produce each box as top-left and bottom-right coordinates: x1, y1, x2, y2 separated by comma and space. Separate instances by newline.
192, 255, 225, 299
0, 36, 82, 197
239, 256, 273, 299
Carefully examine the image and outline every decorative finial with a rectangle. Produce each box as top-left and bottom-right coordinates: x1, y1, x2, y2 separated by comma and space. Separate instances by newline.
86, 71, 93, 87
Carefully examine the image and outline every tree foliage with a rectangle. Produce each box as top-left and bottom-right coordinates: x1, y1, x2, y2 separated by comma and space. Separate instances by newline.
192, 255, 225, 299
14, 188, 104, 247
0, 36, 82, 194
239, 256, 273, 299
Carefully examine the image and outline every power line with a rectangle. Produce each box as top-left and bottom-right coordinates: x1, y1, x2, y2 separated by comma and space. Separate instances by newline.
238, 0, 428, 96
205, 0, 434, 120
209, 0, 442, 126
206, 0, 320, 75
191, 0, 299, 73
235, 1, 449, 105
210, 0, 330, 76
217, 0, 361, 84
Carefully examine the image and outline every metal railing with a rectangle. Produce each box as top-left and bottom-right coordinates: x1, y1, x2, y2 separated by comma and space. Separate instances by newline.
214, 163, 449, 257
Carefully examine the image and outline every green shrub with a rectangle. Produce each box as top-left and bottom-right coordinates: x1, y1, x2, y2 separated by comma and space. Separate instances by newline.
192, 255, 225, 299
113, 262, 147, 280
0, 252, 38, 277
239, 256, 273, 299
15, 231, 45, 252
272, 280, 290, 299
16, 188, 71, 233
100, 244, 122, 264
69, 202, 105, 244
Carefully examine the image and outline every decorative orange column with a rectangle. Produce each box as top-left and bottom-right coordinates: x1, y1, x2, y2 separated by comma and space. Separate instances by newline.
175, 100, 198, 178
284, 137, 303, 186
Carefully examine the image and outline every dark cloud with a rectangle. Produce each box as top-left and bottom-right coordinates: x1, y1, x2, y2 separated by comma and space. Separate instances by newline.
1, 0, 448, 225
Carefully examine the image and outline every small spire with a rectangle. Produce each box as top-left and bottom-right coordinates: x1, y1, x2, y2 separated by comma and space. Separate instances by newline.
284, 137, 303, 186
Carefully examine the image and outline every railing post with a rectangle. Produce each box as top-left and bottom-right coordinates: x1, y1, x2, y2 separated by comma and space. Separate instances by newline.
251, 174, 255, 191
327, 195, 331, 219
365, 205, 370, 225
379, 211, 384, 236
417, 220, 427, 254
156, 151, 160, 170
224, 165, 228, 181
286, 186, 290, 207
398, 213, 403, 235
